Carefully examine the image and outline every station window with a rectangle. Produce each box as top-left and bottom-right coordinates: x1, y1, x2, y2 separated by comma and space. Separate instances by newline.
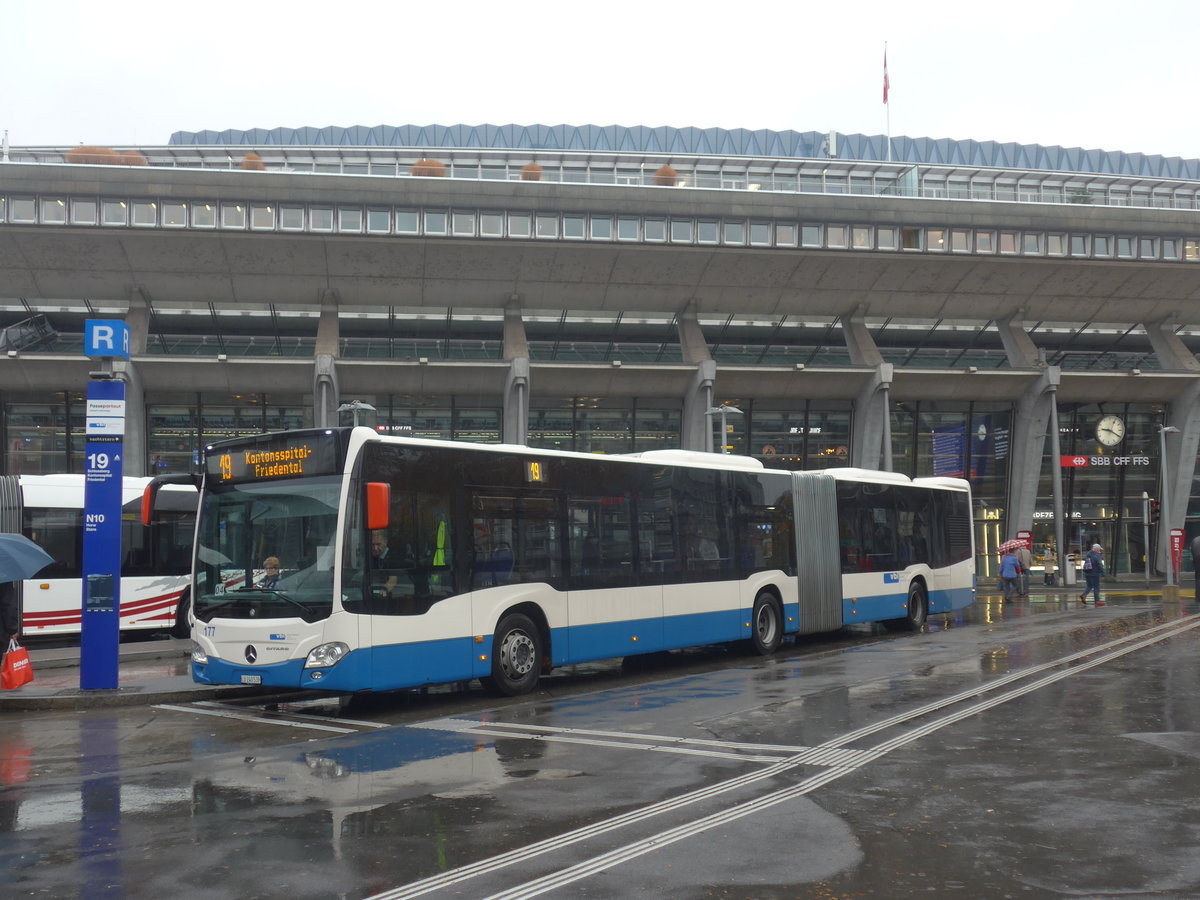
563, 215, 585, 239
480, 212, 504, 237
1185, 240, 1199, 260
102, 199, 127, 226
900, 227, 921, 250
367, 209, 391, 234
40, 198, 67, 224
876, 228, 897, 251
670, 219, 693, 242
644, 218, 666, 242
161, 202, 187, 227
132, 201, 157, 227
9, 197, 35, 223
851, 226, 872, 249
926, 228, 946, 251
1116, 236, 1134, 258
998, 232, 1018, 254
423, 211, 447, 235
1047, 234, 1066, 256
1093, 235, 1112, 257
0, 197, 5, 223
590, 217, 613, 240
451, 211, 474, 236
1022, 233, 1042, 254
189, 203, 215, 228
278, 206, 303, 230
1069, 234, 1089, 256
339, 208, 363, 233
71, 199, 97, 225
250, 204, 275, 230
617, 217, 640, 240
750, 222, 772, 245
396, 210, 419, 234
697, 220, 719, 244
776, 223, 797, 246
220, 203, 245, 229
508, 213, 531, 238
1162, 238, 1179, 260
723, 221, 746, 245
976, 231, 995, 253
950, 229, 970, 252
536, 214, 558, 238
1138, 237, 1158, 259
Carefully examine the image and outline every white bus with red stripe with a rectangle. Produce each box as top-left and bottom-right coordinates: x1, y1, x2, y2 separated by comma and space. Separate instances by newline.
0, 474, 197, 637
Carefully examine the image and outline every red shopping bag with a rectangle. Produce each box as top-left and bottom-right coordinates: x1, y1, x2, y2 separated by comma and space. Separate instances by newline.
1, 640, 33, 690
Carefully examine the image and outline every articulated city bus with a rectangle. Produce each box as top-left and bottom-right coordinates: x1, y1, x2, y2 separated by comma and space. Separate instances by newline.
187, 427, 975, 695
0, 474, 197, 637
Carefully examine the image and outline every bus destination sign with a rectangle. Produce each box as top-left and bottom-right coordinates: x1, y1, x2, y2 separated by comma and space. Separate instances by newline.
207, 433, 340, 483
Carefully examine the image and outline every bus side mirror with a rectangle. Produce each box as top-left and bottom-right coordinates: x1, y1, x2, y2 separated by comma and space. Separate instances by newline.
366, 482, 390, 531
141, 483, 158, 526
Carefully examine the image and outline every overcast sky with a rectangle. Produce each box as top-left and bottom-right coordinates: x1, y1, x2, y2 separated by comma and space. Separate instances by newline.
5, 0, 1195, 159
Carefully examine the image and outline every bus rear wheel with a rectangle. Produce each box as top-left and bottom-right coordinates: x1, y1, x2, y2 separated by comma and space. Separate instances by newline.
749, 593, 783, 655
485, 613, 543, 696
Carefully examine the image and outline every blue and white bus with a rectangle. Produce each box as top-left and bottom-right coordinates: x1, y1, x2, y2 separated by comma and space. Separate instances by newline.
187, 427, 975, 695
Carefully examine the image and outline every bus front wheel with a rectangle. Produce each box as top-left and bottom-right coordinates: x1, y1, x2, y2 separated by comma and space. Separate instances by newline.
749, 593, 783, 655
891, 583, 927, 631
485, 613, 543, 696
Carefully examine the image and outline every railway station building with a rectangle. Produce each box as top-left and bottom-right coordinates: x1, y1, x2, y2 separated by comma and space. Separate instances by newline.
2, 124, 1199, 580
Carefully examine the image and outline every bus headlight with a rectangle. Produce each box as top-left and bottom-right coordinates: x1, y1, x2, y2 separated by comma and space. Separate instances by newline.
305, 642, 350, 669
191, 641, 209, 665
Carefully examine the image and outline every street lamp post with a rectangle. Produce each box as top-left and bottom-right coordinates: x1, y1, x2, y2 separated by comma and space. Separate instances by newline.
1159, 424, 1180, 585
706, 405, 744, 454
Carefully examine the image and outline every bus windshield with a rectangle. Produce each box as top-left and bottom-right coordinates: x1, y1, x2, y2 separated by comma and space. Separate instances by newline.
194, 477, 342, 622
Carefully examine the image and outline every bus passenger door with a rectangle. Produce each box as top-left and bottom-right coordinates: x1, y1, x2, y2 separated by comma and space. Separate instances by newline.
567, 493, 659, 661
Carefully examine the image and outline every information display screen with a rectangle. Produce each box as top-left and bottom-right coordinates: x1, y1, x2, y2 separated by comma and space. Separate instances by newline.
206, 431, 342, 484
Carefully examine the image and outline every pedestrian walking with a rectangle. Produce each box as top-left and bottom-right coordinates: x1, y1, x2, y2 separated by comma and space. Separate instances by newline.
999, 548, 1021, 603
1015, 541, 1033, 597
1080, 543, 1105, 606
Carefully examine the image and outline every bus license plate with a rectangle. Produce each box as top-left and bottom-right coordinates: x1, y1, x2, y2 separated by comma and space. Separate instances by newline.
240, 674, 262, 685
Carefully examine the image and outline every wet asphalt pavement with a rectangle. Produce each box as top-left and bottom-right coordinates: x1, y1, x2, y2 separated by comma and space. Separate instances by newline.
1, 587, 1198, 899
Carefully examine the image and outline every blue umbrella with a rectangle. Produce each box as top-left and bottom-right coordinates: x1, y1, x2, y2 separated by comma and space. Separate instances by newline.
0, 533, 55, 583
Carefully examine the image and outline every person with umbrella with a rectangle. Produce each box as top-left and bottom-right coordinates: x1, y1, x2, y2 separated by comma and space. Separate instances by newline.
0, 533, 55, 666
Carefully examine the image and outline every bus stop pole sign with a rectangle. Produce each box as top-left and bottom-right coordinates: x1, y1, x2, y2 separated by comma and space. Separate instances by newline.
81, 319, 129, 691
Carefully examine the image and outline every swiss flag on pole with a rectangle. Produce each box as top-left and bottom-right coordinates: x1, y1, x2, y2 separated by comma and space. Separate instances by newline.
883, 49, 890, 104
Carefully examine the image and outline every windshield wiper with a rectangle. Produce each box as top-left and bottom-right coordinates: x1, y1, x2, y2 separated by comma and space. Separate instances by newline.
196, 589, 321, 622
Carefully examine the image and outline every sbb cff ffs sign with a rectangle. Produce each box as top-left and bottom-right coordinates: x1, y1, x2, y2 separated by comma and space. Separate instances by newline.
1060, 455, 1151, 467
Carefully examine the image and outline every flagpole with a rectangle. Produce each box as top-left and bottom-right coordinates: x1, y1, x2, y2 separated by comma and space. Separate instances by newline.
884, 42, 891, 163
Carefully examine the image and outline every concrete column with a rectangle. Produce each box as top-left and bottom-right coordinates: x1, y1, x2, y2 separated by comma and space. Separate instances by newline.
996, 310, 1041, 367
842, 308, 890, 468
1145, 317, 1200, 576
111, 359, 146, 477
1006, 368, 1061, 535
682, 360, 717, 451
842, 305, 884, 367
312, 290, 340, 428
502, 300, 530, 445
677, 303, 715, 451
1157, 381, 1200, 576
119, 291, 151, 474
851, 363, 893, 469
1145, 318, 1200, 373
126, 289, 151, 356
